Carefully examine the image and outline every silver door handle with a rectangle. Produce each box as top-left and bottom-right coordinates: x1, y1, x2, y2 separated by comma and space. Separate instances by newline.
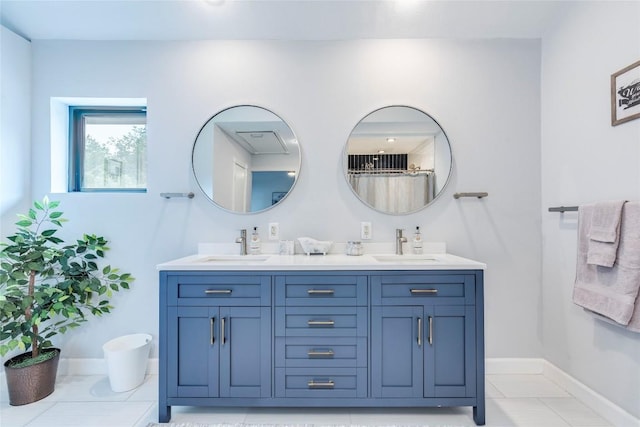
307, 320, 335, 327
307, 289, 335, 295
410, 289, 438, 295
428, 316, 433, 345
210, 317, 215, 345
220, 317, 226, 345
417, 317, 422, 347
308, 380, 335, 389
205, 289, 232, 294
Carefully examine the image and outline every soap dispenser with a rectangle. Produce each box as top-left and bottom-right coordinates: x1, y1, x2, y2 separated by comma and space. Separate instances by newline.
249, 227, 261, 255
412, 226, 423, 255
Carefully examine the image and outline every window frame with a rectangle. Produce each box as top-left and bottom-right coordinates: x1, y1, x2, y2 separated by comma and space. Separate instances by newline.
69, 106, 147, 193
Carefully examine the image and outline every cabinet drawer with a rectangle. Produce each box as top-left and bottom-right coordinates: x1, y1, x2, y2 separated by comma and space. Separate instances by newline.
371, 274, 475, 305
275, 307, 367, 337
167, 274, 271, 306
275, 367, 367, 398
275, 275, 367, 306
275, 337, 367, 368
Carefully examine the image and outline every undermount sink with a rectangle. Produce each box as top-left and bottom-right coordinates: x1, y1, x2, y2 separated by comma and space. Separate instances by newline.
373, 254, 440, 263
197, 255, 270, 263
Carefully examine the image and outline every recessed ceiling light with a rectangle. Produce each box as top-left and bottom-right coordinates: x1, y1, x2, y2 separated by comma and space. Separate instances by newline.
378, 150, 385, 154
386, 138, 396, 143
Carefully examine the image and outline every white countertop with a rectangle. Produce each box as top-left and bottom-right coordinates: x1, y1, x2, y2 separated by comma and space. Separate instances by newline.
157, 252, 486, 271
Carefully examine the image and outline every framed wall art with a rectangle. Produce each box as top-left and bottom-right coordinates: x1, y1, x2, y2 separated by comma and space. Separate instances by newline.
611, 59, 640, 126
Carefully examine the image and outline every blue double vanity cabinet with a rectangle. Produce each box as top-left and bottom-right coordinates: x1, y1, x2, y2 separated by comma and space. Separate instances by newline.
158, 253, 486, 425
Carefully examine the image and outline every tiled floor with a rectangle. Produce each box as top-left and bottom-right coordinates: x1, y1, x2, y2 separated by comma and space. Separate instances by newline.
0, 374, 613, 427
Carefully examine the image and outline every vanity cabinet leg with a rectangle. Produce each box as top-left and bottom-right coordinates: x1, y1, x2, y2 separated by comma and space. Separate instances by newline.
159, 405, 171, 423
473, 404, 485, 425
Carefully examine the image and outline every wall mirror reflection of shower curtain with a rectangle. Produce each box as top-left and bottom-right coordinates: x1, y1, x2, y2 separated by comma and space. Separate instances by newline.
344, 105, 452, 214
348, 172, 435, 214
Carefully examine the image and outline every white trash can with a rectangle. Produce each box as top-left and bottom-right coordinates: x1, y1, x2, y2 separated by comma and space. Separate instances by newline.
103, 333, 152, 392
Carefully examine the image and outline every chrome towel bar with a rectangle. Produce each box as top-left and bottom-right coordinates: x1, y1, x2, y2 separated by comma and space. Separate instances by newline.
548, 206, 579, 212
453, 192, 488, 199
160, 192, 195, 199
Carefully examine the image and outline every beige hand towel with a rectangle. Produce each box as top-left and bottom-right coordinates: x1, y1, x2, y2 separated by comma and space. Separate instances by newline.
573, 202, 640, 325
586, 200, 626, 267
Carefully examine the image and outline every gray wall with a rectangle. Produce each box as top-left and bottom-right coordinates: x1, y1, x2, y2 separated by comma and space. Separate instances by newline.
12, 38, 542, 365
1, 26, 31, 232
541, 1, 640, 418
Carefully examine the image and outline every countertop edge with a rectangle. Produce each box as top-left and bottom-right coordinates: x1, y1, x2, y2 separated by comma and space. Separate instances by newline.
156, 253, 486, 271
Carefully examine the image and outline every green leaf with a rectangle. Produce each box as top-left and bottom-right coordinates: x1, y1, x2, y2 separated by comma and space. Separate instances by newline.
49, 211, 63, 219
15, 219, 33, 227
34, 200, 44, 210
41, 229, 57, 237
27, 262, 43, 271
48, 200, 60, 209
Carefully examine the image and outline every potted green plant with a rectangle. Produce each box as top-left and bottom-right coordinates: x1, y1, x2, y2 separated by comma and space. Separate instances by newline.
0, 197, 133, 405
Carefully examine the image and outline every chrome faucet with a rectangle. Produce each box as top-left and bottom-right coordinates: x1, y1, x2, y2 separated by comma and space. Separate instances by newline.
395, 228, 407, 255
235, 229, 247, 255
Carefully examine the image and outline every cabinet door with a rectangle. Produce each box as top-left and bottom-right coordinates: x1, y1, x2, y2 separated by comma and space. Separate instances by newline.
219, 307, 271, 398
168, 306, 219, 398
424, 305, 476, 398
371, 306, 423, 398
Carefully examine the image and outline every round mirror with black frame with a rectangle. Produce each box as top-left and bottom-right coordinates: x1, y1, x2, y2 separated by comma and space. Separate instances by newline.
343, 105, 453, 215
192, 105, 301, 214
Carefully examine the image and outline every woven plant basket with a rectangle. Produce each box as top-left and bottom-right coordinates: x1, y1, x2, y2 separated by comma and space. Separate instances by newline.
3, 348, 60, 405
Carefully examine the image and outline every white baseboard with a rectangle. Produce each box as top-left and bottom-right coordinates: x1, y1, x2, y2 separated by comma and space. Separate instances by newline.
484, 358, 638, 427
485, 357, 545, 374
542, 360, 640, 427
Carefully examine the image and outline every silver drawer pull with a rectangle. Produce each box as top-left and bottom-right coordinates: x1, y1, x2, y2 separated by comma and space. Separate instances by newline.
307, 320, 335, 327
308, 349, 335, 358
308, 380, 335, 389
410, 289, 438, 295
307, 289, 335, 295
205, 289, 232, 294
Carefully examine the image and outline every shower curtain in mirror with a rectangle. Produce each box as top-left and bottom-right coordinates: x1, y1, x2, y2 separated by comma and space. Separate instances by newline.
348, 172, 435, 214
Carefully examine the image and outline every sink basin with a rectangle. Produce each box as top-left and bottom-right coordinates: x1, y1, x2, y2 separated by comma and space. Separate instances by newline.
197, 255, 270, 263
373, 254, 440, 263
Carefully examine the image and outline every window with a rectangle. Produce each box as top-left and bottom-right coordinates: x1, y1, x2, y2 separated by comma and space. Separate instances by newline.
69, 107, 147, 192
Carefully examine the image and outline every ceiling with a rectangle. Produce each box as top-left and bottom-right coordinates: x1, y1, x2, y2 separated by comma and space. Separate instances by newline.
0, 0, 569, 41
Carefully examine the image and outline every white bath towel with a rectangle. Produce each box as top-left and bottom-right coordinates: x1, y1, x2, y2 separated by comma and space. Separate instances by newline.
573, 202, 640, 325
587, 200, 626, 267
